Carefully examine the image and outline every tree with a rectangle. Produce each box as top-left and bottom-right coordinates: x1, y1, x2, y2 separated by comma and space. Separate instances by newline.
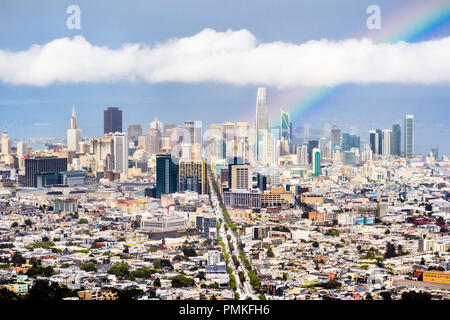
11, 222, 18, 228
28, 280, 64, 301
436, 216, 445, 226
379, 291, 392, 300
196, 271, 206, 281
312, 241, 319, 248
78, 218, 88, 224
11, 252, 26, 266
131, 267, 154, 279
238, 271, 245, 283
107, 262, 130, 278
153, 278, 161, 287
171, 275, 194, 288
24, 219, 33, 227
384, 242, 397, 259
401, 291, 431, 301
113, 288, 145, 301
420, 257, 425, 265
80, 262, 97, 272
266, 247, 274, 258
182, 246, 197, 257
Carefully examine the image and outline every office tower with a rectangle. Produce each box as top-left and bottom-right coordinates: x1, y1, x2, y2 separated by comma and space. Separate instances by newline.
369, 130, 379, 155
343, 151, 356, 166
150, 118, 163, 134
90, 135, 114, 167
113, 132, 128, 174
180, 120, 202, 145
382, 129, 391, 157
1, 132, 11, 155
145, 128, 162, 156
281, 110, 290, 140
164, 123, 176, 137
104, 107, 122, 134
256, 88, 268, 160
212, 137, 226, 160
236, 122, 250, 138
376, 129, 383, 155
231, 165, 252, 190
331, 125, 341, 151
307, 140, 319, 164
296, 145, 308, 166
156, 153, 179, 198
127, 124, 142, 146
16, 141, 27, 158
209, 124, 223, 140
178, 158, 208, 194
312, 148, 321, 177
342, 133, 360, 152
361, 142, 373, 161
391, 123, 401, 156
222, 122, 236, 139
67, 105, 82, 152
405, 115, 414, 158
256, 88, 268, 133
431, 147, 439, 160
25, 157, 68, 187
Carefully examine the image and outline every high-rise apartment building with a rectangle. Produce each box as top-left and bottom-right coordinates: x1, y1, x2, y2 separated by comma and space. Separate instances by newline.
113, 132, 128, 174
405, 115, 414, 158
296, 145, 308, 166
382, 129, 391, 157
312, 148, 321, 177
231, 164, 252, 190
104, 107, 122, 134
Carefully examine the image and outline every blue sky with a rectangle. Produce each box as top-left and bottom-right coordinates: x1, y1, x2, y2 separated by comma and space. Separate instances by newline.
0, 0, 449, 155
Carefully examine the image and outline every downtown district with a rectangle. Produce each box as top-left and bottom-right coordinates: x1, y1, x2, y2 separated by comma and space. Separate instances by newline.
0, 88, 449, 301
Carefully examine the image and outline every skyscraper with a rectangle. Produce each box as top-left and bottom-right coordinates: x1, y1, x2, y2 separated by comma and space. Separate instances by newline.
296, 145, 308, 166
376, 129, 383, 155
67, 105, 82, 152
281, 110, 290, 140
405, 115, 414, 158
127, 124, 142, 146
369, 130, 377, 155
391, 123, 401, 156
307, 140, 319, 164
382, 129, 391, 157
113, 132, 128, 174
1, 131, 11, 155
312, 148, 321, 177
178, 158, 208, 194
104, 107, 122, 134
256, 88, 268, 161
156, 153, 179, 198
331, 125, 341, 151
256, 88, 268, 133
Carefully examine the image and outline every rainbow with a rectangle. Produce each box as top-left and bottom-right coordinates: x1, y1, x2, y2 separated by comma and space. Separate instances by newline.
264, 0, 450, 129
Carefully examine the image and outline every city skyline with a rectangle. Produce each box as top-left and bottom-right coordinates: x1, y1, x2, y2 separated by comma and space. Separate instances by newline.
0, 0, 449, 154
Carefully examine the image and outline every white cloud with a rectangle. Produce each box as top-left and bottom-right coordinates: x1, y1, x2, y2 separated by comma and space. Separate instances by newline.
1, 28, 450, 87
